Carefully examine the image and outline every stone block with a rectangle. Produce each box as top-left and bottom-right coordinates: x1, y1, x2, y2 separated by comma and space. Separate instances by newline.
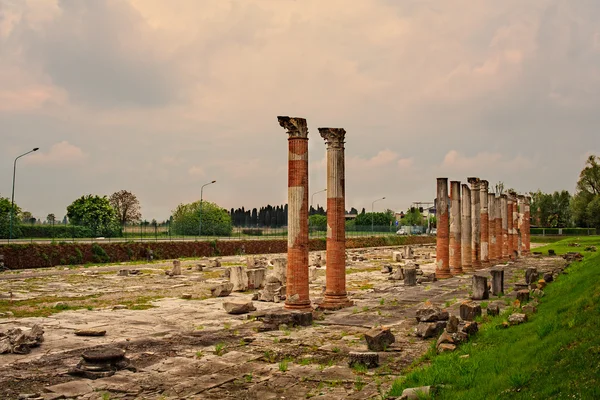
415, 321, 446, 338
389, 267, 404, 281
223, 301, 256, 315
459, 302, 481, 321
508, 313, 527, 325
271, 258, 287, 284
543, 272, 553, 283
537, 280, 547, 290
471, 275, 489, 300
404, 267, 417, 286
209, 282, 234, 297
118, 269, 129, 276
531, 288, 545, 298
392, 251, 402, 262
381, 265, 393, 274
525, 267, 538, 284
461, 321, 478, 336
171, 260, 182, 276
446, 315, 459, 333
437, 343, 456, 353
415, 306, 449, 322
364, 327, 395, 352
486, 305, 500, 316
401, 386, 434, 400
348, 352, 379, 369
246, 268, 266, 290
516, 289, 530, 303
490, 269, 504, 296
229, 266, 248, 291
259, 310, 313, 328
522, 304, 537, 314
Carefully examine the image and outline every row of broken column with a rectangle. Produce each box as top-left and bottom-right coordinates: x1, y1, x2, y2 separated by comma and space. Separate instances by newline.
435, 177, 531, 278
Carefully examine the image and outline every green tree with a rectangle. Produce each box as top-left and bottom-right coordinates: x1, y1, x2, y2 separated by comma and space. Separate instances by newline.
572, 155, 600, 229
309, 214, 327, 231
20, 211, 33, 223
354, 211, 394, 229
109, 190, 142, 226
530, 190, 572, 228
0, 196, 22, 238
67, 195, 119, 236
400, 208, 424, 226
171, 200, 232, 236
47, 213, 56, 224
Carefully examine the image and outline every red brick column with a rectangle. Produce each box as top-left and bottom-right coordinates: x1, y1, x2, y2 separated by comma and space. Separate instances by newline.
318, 128, 352, 310
468, 177, 481, 270
480, 180, 489, 266
278, 116, 311, 310
501, 194, 509, 260
449, 181, 462, 275
506, 195, 515, 259
509, 191, 518, 259
524, 196, 531, 254
495, 195, 502, 262
436, 178, 451, 279
461, 184, 472, 272
488, 193, 496, 262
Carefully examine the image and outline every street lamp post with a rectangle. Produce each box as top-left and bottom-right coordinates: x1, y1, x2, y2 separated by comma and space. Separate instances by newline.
310, 188, 327, 212
9, 147, 39, 242
371, 196, 386, 233
198, 180, 216, 237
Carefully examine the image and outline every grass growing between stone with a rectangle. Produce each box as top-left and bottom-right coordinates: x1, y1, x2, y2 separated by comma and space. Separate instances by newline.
388, 237, 600, 399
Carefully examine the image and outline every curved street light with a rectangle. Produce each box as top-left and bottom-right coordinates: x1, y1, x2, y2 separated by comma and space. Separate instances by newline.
199, 180, 216, 237
9, 147, 39, 242
371, 196, 386, 233
311, 188, 327, 212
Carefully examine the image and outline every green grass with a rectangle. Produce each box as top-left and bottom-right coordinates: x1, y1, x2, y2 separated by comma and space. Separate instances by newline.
388, 236, 600, 399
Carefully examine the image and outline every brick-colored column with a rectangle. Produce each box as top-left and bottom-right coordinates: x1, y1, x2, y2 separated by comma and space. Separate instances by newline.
501, 194, 508, 260
449, 181, 462, 275
506, 194, 515, 259
467, 177, 481, 270
524, 196, 531, 254
488, 193, 496, 262
436, 178, 451, 279
509, 191, 518, 259
517, 195, 525, 257
461, 184, 472, 272
495, 195, 502, 263
480, 180, 489, 266
318, 128, 352, 310
278, 116, 311, 310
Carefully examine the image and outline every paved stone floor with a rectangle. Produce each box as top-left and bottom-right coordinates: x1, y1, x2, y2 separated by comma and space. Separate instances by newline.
0, 244, 562, 400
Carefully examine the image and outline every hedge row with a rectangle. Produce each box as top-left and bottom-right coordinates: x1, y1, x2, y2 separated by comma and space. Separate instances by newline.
4, 225, 123, 239
530, 227, 597, 235
0, 235, 435, 269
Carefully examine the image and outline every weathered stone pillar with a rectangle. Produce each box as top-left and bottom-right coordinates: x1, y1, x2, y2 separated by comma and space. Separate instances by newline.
517, 195, 525, 257
488, 193, 497, 262
495, 195, 502, 262
509, 191, 518, 259
318, 128, 352, 310
500, 194, 509, 260
467, 178, 481, 270
278, 116, 311, 310
436, 178, 451, 279
461, 184, 472, 272
480, 180, 489, 265
506, 194, 514, 259
524, 196, 531, 254
449, 181, 462, 275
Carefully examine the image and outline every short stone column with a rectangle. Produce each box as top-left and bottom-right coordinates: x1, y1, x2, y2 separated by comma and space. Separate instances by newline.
461, 184, 472, 272
435, 178, 451, 279
490, 268, 504, 295
495, 195, 503, 262
480, 180, 489, 265
523, 196, 531, 254
318, 127, 352, 310
278, 116, 311, 310
500, 194, 509, 260
472, 275, 489, 300
449, 181, 462, 275
404, 267, 417, 286
468, 177, 481, 269
488, 193, 497, 262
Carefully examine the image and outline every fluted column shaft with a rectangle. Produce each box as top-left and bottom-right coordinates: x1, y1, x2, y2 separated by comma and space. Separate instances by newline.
461, 184, 472, 272
468, 178, 481, 269
488, 193, 497, 262
501, 194, 509, 260
278, 116, 311, 310
436, 178, 451, 279
524, 196, 531, 254
495, 195, 502, 262
480, 180, 489, 265
319, 128, 352, 310
449, 181, 462, 275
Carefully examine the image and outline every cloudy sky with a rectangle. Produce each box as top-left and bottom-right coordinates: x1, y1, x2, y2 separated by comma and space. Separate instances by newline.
1, 0, 599, 221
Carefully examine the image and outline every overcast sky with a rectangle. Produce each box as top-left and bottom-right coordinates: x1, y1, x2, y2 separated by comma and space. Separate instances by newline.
1, 0, 599, 221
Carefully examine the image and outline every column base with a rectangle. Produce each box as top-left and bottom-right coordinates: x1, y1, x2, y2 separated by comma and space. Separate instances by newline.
317, 294, 353, 310
436, 270, 453, 279
284, 301, 313, 311
450, 267, 463, 275
462, 265, 474, 274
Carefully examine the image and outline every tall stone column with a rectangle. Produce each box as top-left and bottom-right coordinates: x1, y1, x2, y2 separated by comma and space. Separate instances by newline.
495, 195, 502, 262
508, 191, 518, 259
436, 178, 451, 279
500, 194, 508, 260
318, 128, 352, 310
517, 195, 525, 257
461, 184, 472, 272
512, 192, 519, 258
278, 116, 311, 310
480, 180, 489, 265
524, 196, 531, 254
467, 178, 481, 270
506, 194, 514, 259
449, 181, 462, 275
488, 193, 496, 262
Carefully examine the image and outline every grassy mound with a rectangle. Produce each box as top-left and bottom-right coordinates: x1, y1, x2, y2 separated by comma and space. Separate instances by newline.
388, 237, 600, 399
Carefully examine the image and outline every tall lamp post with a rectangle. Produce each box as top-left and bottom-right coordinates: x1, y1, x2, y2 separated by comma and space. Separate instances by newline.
198, 180, 216, 237
9, 147, 39, 242
371, 196, 386, 233
310, 188, 327, 212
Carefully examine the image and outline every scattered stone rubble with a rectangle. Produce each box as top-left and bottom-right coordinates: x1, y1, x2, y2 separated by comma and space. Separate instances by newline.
68, 347, 135, 379
0, 325, 44, 354
364, 327, 395, 352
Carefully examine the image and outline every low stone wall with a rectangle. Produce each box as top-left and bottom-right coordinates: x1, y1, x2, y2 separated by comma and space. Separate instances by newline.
0, 236, 435, 270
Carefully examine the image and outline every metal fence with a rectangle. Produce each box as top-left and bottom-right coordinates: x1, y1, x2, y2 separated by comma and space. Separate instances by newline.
1, 222, 416, 244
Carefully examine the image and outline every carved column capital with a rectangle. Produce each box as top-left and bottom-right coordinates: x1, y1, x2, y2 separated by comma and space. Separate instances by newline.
278, 116, 308, 138
318, 128, 346, 148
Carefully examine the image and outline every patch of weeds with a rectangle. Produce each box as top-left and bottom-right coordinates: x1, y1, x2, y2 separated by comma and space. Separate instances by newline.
279, 358, 290, 372
508, 372, 531, 391
195, 351, 204, 359
424, 285, 432, 291
362, 306, 369, 312
195, 325, 204, 330
379, 298, 385, 305
214, 342, 226, 356
332, 347, 341, 353
480, 301, 489, 308
354, 377, 366, 391
536, 320, 556, 339
352, 363, 368, 374
263, 350, 277, 363
352, 308, 359, 314
298, 357, 312, 366
359, 284, 374, 290
224, 322, 231, 330
244, 373, 253, 383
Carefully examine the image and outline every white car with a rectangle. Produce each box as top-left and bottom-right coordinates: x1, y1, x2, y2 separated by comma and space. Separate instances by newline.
396, 228, 407, 235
